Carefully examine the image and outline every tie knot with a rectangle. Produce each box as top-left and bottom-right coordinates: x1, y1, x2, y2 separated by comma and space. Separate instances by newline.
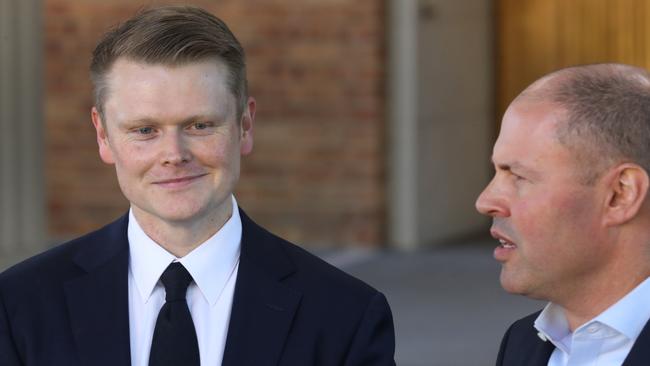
160, 262, 193, 301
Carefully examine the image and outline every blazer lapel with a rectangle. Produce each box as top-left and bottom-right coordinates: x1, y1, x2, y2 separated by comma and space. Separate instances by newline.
528, 340, 555, 366
502, 315, 555, 366
623, 318, 650, 366
508, 336, 554, 366
64, 215, 131, 366
221, 209, 302, 366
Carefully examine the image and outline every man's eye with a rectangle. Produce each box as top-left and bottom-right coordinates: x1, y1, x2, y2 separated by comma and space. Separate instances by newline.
192, 122, 212, 130
137, 127, 154, 134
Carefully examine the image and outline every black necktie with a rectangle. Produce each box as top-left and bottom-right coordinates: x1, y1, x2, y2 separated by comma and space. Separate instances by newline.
149, 262, 200, 366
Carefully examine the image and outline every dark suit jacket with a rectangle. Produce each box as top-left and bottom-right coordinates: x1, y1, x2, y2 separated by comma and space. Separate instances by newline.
0, 209, 396, 366
496, 311, 650, 366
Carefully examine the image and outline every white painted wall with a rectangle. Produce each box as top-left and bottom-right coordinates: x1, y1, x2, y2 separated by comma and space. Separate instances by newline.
417, 0, 492, 245
388, 0, 492, 249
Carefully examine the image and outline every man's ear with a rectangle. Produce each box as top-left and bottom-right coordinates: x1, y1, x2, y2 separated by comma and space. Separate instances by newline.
91, 107, 115, 164
602, 163, 650, 227
240, 97, 255, 156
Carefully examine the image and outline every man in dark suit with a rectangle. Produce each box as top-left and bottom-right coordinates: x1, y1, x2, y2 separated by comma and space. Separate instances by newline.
476, 63, 650, 366
0, 6, 395, 366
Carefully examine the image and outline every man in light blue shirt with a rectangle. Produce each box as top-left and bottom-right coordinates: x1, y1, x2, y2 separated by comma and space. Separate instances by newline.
476, 63, 650, 366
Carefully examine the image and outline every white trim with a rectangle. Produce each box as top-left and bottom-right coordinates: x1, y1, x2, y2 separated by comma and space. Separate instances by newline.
387, 0, 419, 250
0, 0, 45, 256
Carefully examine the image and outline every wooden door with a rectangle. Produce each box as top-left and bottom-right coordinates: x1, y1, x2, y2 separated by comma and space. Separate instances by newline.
497, 0, 650, 120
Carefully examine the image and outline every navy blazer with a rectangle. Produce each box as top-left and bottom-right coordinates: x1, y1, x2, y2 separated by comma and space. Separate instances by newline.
0, 209, 396, 366
496, 311, 650, 366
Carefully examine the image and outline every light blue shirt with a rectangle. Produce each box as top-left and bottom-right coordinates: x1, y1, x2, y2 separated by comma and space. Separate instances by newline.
535, 277, 650, 366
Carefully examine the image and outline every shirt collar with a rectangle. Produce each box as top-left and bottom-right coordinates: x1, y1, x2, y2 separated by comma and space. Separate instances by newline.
534, 277, 650, 348
534, 302, 571, 352
128, 195, 242, 306
594, 277, 650, 340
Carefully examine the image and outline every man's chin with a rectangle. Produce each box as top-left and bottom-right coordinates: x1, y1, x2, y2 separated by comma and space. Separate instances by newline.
500, 272, 548, 300
499, 271, 528, 295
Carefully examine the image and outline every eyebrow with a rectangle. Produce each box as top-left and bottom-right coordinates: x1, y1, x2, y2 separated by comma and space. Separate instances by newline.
122, 114, 223, 127
492, 159, 539, 178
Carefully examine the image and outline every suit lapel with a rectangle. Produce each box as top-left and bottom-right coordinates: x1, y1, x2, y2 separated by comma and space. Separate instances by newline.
64, 215, 131, 366
503, 314, 555, 366
528, 340, 555, 366
221, 209, 302, 366
623, 318, 650, 366
509, 335, 554, 366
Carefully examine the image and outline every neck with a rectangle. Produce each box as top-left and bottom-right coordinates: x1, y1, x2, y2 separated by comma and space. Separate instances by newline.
560, 272, 649, 331
552, 228, 650, 330
132, 205, 233, 258
556, 240, 650, 330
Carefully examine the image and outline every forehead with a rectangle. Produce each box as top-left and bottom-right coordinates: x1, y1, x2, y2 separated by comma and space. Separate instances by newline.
103, 58, 234, 121
493, 100, 570, 167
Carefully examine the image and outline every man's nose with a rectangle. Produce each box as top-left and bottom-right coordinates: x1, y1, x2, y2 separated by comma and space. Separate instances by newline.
475, 179, 508, 217
160, 131, 191, 166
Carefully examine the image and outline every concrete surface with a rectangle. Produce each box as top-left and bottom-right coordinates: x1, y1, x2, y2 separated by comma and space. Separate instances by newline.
332, 241, 544, 366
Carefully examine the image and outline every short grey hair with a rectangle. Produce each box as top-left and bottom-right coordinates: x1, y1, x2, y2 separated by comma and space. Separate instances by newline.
525, 64, 650, 184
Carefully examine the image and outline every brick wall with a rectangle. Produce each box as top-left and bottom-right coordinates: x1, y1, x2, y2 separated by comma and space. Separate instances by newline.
44, 0, 385, 248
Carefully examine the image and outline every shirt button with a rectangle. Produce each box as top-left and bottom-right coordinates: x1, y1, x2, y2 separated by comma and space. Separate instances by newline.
587, 324, 599, 334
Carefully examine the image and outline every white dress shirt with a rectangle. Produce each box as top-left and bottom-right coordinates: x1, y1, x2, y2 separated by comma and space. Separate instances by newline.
534, 277, 650, 366
127, 195, 241, 366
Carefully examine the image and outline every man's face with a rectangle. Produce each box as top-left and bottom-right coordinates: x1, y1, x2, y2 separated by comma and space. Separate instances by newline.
475, 99, 612, 302
92, 59, 254, 227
